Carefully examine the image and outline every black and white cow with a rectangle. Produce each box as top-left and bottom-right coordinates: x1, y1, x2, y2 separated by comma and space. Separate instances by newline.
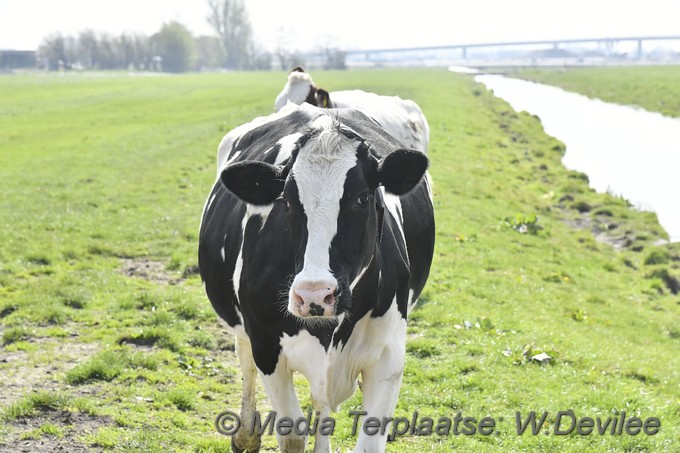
199, 102, 435, 453
274, 67, 430, 153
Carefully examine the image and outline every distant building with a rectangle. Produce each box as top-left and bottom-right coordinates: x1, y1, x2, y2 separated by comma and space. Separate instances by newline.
0, 50, 37, 70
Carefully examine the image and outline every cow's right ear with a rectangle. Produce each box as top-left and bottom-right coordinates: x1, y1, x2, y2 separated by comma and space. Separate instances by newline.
220, 161, 284, 205
377, 149, 428, 195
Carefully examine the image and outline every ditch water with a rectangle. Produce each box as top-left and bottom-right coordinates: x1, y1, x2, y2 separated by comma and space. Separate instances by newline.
472, 73, 680, 242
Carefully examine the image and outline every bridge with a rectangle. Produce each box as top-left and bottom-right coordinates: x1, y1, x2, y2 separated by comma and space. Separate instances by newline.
348, 35, 680, 60
302, 35, 680, 67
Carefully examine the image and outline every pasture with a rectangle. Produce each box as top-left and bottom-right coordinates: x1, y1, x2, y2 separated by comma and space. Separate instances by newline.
1, 69, 679, 452
513, 65, 680, 118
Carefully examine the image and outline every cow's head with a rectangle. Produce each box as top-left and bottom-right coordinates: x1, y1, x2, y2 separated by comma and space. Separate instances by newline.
274, 67, 331, 112
221, 110, 427, 319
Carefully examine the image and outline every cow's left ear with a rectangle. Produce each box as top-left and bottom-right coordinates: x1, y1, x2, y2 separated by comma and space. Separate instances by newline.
220, 161, 284, 205
315, 88, 330, 108
377, 149, 428, 195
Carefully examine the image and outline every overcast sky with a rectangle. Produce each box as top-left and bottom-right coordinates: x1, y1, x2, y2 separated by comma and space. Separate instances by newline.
2, 0, 680, 52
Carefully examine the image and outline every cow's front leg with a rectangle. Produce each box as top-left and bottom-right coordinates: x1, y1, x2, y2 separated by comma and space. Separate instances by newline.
231, 335, 261, 453
260, 362, 307, 453
353, 328, 406, 453
309, 381, 332, 453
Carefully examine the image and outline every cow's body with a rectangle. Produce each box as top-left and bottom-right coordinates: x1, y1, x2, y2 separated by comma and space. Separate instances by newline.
274, 69, 430, 153
199, 103, 434, 453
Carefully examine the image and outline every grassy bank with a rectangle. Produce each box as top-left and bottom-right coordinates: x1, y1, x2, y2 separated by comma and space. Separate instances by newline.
511, 66, 680, 117
1, 69, 679, 452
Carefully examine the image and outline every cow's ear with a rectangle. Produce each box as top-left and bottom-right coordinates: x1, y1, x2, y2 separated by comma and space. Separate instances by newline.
377, 149, 428, 195
220, 161, 284, 205
315, 88, 330, 108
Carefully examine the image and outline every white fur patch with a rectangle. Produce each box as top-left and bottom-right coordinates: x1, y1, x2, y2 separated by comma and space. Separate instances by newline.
350, 258, 372, 291
206, 193, 217, 212
424, 171, 434, 205
381, 187, 406, 241
234, 204, 274, 304
326, 301, 406, 410
216, 103, 300, 176
274, 132, 304, 165
246, 204, 273, 232
407, 288, 416, 313
273, 300, 406, 417
232, 215, 247, 305
280, 330, 329, 382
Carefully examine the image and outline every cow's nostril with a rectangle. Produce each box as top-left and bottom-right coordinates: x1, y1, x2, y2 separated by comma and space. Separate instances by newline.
291, 292, 303, 307
323, 294, 334, 305
309, 303, 324, 316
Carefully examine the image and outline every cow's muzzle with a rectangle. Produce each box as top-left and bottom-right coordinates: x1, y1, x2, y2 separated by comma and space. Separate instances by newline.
289, 278, 337, 318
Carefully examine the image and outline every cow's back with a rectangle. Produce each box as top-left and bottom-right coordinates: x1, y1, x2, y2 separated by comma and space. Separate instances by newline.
330, 90, 430, 153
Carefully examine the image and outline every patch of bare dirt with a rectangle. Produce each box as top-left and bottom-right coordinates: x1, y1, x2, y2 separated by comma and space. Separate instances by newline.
0, 410, 110, 453
0, 338, 99, 408
120, 258, 176, 284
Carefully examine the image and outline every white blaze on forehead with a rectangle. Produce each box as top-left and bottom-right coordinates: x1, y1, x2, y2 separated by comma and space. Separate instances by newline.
293, 115, 358, 275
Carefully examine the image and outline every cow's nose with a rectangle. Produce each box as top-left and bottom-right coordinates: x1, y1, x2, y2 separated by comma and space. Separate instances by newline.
291, 283, 337, 317
294, 286, 335, 306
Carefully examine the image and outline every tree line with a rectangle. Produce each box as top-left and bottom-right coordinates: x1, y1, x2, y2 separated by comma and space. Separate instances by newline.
38, 23, 267, 73
37, 0, 345, 72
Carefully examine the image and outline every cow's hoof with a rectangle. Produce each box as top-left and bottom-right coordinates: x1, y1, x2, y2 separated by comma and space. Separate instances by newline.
231, 441, 259, 453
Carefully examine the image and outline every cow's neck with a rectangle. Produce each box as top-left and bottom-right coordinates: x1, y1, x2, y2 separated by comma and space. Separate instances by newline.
331, 245, 383, 347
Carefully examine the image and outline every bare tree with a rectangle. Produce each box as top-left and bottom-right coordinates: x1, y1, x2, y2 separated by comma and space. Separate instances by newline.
117, 34, 136, 70
274, 27, 302, 70
131, 34, 152, 70
78, 30, 98, 69
206, 0, 253, 69
248, 43, 272, 70
97, 34, 120, 69
39, 33, 69, 70
317, 35, 347, 70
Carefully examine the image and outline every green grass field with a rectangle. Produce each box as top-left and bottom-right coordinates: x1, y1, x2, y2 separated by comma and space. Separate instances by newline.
512, 66, 680, 118
1, 69, 679, 452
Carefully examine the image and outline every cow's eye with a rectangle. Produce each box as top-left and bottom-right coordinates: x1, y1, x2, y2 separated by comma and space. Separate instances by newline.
356, 193, 370, 206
